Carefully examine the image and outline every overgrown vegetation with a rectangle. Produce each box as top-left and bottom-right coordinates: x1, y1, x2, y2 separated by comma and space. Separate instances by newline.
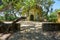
0, 0, 58, 22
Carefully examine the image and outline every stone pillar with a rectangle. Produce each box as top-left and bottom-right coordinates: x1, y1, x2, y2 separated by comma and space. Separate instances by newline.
57, 12, 60, 23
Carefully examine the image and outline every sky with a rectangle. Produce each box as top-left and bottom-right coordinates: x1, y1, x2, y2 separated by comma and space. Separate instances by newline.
53, 0, 60, 11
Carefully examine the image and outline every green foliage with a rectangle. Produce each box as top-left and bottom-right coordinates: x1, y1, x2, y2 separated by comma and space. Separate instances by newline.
42, 0, 54, 17
0, 0, 55, 21
0, 16, 5, 21
0, 5, 4, 10
47, 10, 58, 22
4, 11, 17, 21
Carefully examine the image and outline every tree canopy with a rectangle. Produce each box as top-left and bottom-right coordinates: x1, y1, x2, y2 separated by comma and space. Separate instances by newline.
0, 0, 55, 21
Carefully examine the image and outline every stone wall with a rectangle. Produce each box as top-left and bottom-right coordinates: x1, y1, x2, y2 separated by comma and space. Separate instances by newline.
1, 21, 60, 40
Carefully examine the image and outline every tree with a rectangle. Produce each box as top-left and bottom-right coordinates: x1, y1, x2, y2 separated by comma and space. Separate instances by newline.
0, 0, 55, 21
47, 9, 60, 22
0, 0, 21, 21
39, 0, 54, 20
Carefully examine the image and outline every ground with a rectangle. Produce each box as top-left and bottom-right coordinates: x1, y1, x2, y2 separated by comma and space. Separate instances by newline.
0, 21, 60, 40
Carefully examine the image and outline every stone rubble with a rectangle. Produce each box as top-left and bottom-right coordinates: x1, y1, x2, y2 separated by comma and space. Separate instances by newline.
0, 22, 60, 40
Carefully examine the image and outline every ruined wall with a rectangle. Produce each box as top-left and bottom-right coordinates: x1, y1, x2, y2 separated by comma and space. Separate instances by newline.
57, 12, 60, 23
